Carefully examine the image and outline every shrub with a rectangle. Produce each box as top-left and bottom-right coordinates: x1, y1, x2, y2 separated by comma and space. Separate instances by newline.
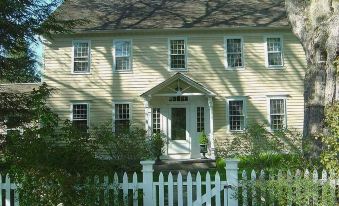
150, 132, 165, 161
198, 131, 208, 145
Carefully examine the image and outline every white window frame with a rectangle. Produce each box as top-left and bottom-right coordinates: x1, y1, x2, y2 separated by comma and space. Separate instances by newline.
70, 102, 90, 128
224, 36, 245, 70
5, 128, 23, 135
264, 36, 284, 68
226, 97, 247, 132
112, 101, 132, 132
152, 107, 161, 133
168, 37, 188, 71
266, 95, 287, 131
113, 39, 133, 73
72, 40, 91, 74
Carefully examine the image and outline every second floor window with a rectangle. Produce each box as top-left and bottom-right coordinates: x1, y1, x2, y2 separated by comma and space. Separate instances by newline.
169, 39, 186, 70
73, 41, 90, 73
114, 40, 132, 71
266, 37, 283, 67
225, 37, 243, 68
72, 103, 89, 131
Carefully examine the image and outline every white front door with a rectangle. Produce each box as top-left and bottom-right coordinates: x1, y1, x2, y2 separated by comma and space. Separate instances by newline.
168, 107, 190, 155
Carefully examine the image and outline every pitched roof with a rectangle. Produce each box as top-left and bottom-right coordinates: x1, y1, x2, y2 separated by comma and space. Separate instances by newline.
54, 0, 288, 32
0, 83, 40, 93
141, 72, 216, 97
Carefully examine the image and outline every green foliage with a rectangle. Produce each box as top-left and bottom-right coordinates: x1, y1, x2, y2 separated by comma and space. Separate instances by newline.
198, 130, 208, 145
241, 173, 336, 206
216, 122, 302, 158
150, 132, 165, 161
216, 158, 226, 171
0, 0, 82, 83
93, 124, 153, 171
319, 102, 339, 174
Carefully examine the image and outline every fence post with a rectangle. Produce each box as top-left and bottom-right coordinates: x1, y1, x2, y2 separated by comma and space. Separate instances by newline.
225, 159, 239, 206
141, 160, 155, 206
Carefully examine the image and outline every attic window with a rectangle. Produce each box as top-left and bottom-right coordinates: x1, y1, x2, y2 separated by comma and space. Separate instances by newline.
169, 96, 188, 102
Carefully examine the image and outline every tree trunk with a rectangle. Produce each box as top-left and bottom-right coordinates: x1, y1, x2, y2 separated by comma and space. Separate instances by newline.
285, 0, 338, 157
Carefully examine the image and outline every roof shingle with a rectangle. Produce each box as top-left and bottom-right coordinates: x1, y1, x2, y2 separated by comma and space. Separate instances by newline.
54, 0, 289, 31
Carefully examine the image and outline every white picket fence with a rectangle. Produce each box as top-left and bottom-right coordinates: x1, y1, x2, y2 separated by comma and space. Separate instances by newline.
1, 159, 338, 206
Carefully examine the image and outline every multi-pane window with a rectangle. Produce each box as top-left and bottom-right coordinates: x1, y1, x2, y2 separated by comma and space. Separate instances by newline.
169, 96, 188, 102
115, 104, 130, 133
152, 108, 161, 133
269, 99, 286, 130
73, 41, 90, 73
228, 100, 245, 131
197, 107, 205, 132
169, 39, 186, 70
225, 38, 243, 68
72, 104, 88, 131
114, 40, 132, 71
266, 37, 283, 67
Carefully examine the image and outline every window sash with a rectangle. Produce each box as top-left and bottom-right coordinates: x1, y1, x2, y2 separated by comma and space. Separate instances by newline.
226, 38, 243, 68
197, 107, 205, 132
228, 100, 245, 131
266, 38, 282, 66
269, 99, 286, 130
114, 40, 131, 71
73, 42, 90, 72
114, 104, 130, 133
152, 108, 161, 133
170, 39, 186, 69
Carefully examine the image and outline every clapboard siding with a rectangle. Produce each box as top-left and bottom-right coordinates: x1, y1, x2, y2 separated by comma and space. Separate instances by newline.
44, 28, 306, 142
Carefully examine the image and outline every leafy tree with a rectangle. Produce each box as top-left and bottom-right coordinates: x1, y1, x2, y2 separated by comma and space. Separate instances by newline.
285, 0, 339, 156
0, 0, 80, 82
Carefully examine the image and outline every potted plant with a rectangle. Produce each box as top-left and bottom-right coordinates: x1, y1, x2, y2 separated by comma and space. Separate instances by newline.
199, 131, 208, 159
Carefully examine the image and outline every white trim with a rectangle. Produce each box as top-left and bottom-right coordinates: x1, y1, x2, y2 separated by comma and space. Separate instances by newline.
225, 96, 247, 132
71, 40, 91, 74
264, 35, 284, 69
224, 36, 245, 70
70, 102, 90, 128
112, 101, 132, 132
266, 95, 288, 131
168, 37, 188, 71
112, 39, 133, 73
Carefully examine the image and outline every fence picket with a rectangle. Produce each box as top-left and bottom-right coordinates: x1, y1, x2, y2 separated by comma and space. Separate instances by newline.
241, 170, 248, 206
215, 172, 221, 206
312, 169, 319, 205
287, 170, 292, 206
168, 172, 174, 206
304, 169, 310, 206
113, 173, 119, 206
5, 174, 10, 206
177, 172, 183, 206
103, 176, 109, 206
187, 172, 193, 206
159, 172, 164, 206
122, 173, 128, 205
132, 172, 138, 206
196, 172, 202, 205
251, 170, 256, 206
259, 170, 265, 205
206, 172, 211, 206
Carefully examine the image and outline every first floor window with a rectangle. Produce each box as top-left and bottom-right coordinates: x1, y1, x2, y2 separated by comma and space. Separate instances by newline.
225, 37, 243, 68
72, 103, 88, 131
169, 39, 186, 70
152, 108, 161, 133
73, 41, 90, 73
114, 40, 132, 71
228, 99, 246, 131
114, 103, 130, 133
197, 107, 205, 132
269, 98, 286, 130
266, 37, 283, 67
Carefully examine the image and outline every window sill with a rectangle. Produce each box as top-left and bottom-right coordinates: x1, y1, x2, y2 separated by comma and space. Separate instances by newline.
169, 68, 188, 72
225, 67, 245, 71
267, 66, 285, 70
113, 70, 133, 74
71, 72, 92, 75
